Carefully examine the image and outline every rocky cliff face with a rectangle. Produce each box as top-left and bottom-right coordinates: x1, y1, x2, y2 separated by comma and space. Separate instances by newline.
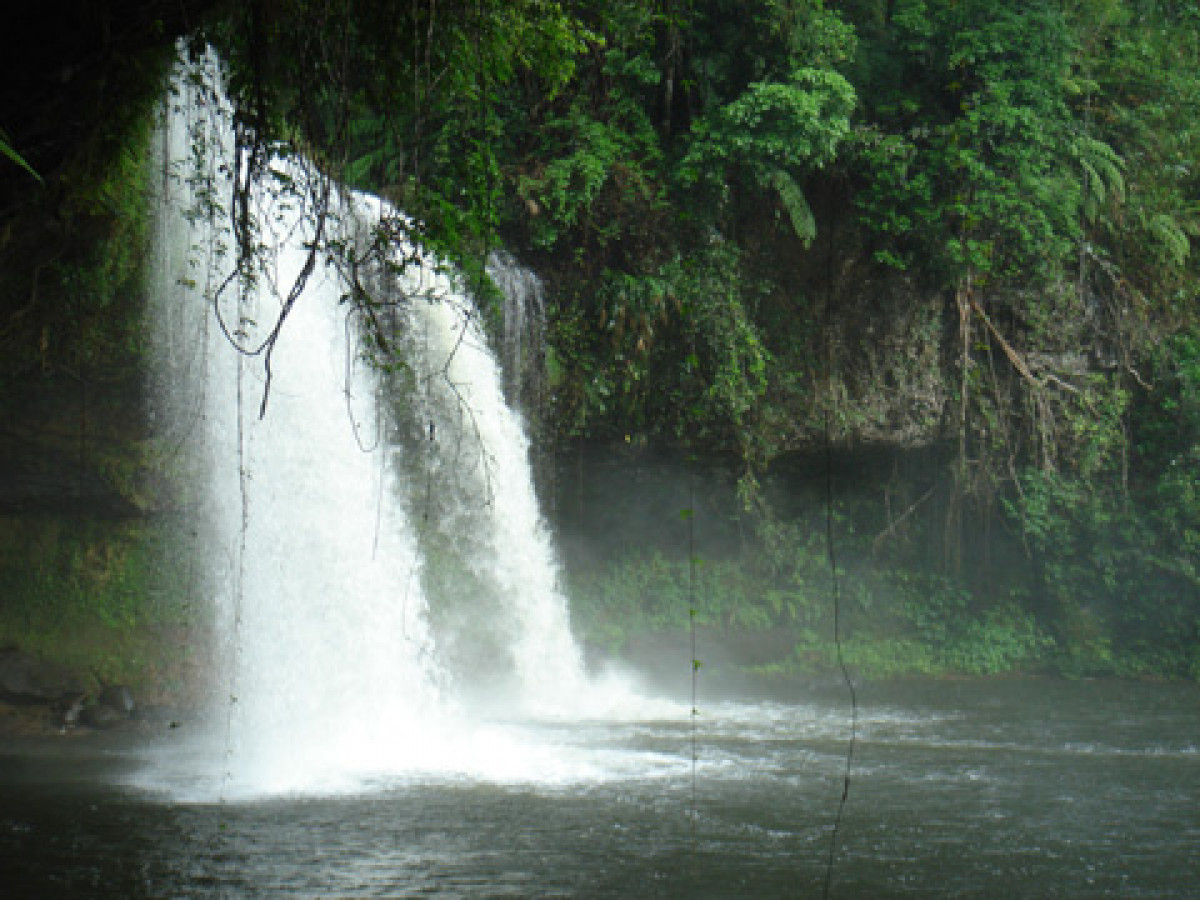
0, 374, 157, 518
0, 1, 213, 696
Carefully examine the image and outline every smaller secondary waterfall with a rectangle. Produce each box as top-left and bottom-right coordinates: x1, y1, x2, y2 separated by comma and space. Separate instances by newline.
486, 251, 546, 411
148, 51, 628, 797
391, 247, 584, 712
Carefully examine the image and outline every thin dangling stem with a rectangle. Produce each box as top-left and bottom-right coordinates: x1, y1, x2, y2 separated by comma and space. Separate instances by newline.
821, 179, 857, 900
687, 466, 699, 857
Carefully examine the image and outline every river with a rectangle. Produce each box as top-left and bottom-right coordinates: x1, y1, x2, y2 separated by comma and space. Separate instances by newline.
1, 677, 1196, 897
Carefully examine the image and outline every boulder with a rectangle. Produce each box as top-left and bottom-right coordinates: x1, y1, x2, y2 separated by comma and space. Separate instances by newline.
74, 683, 136, 730
80, 701, 128, 729
0, 648, 84, 704
97, 684, 135, 716
54, 691, 86, 730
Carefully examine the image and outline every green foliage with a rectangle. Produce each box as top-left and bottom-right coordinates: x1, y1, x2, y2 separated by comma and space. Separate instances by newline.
546, 240, 778, 451
519, 97, 663, 252
209, 0, 591, 268
853, 1, 1095, 282
569, 536, 1057, 681
678, 68, 854, 241
672, 245, 773, 453
943, 603, 1052, 675
569, 547, 830, 657
1006, 333, 1200, 680
1081, 3, 1200, 297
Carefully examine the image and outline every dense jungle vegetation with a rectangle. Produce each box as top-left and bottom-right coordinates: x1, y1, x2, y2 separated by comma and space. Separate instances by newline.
1, 0, 1198, 689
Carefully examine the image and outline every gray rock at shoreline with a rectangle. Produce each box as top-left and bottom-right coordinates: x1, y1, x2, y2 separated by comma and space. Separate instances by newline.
0, 648, 85, 704
97, 684, 135, 716
0, 651, 144, 734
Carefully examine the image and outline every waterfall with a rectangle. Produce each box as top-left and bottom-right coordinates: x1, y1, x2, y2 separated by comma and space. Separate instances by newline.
390, 248, 585, 712
486, 251, 546, 412
147, 50, 609, 796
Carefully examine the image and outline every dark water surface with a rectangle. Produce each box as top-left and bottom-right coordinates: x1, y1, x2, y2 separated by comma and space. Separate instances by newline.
1, 679, 1196, 898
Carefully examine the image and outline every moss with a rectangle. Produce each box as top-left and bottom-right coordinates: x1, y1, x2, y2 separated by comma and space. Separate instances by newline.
0, 38, 168, 391
0, 52, 189, 702
0, 515, 203, 703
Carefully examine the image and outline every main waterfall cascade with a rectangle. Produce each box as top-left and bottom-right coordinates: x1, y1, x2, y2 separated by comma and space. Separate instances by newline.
147, 51, 653, 797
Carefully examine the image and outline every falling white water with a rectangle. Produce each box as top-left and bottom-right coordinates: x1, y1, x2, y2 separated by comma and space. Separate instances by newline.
391, 242, 586, 713
145, 50, 657, 798
486, 250, 545, 409
150, 56, 440, 793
